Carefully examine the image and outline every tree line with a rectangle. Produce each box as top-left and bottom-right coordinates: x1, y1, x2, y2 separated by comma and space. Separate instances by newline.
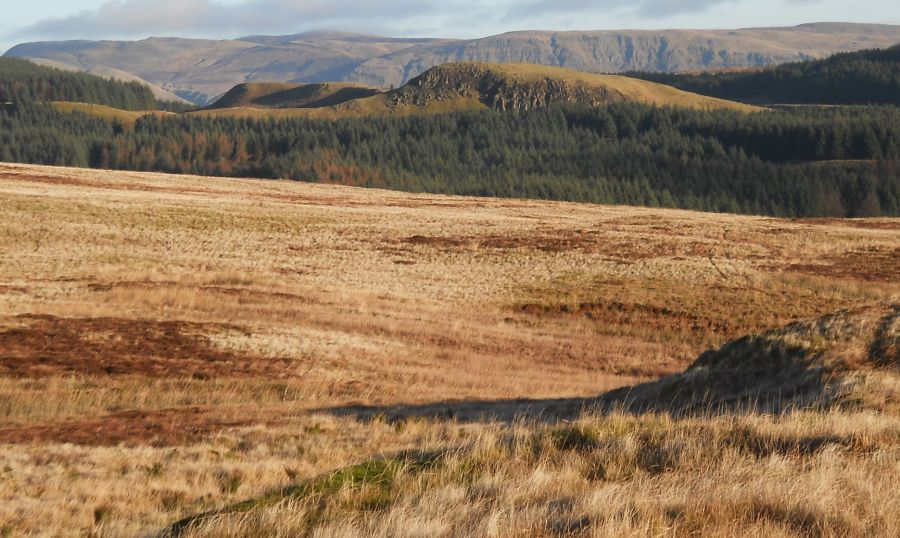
627, 44, 900, 105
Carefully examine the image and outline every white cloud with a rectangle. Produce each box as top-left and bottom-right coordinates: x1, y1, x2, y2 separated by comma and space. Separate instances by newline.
7, 0, 898, 50
513, 0, 737, 19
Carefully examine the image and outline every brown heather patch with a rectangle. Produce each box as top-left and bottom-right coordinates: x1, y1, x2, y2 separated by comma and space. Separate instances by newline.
519, 299, 751, 341
0, 285, 29, 294
790, 217, 900, 231
399, 230, 715, 260
779, 246, 900, 283
0, 407, 260, 447
0, 314, 299, 378
85, 279, 317, 304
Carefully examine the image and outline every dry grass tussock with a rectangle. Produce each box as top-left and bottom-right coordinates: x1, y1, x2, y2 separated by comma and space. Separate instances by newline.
172, 410, 900, 538
0, 162, 898, 536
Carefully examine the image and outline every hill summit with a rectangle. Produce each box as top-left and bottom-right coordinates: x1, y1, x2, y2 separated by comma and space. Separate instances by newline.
205, 62, 758, 117
382, 62, 757, 112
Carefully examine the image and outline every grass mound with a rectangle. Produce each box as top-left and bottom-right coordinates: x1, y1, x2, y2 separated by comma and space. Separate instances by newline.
602, 304, 900, 414
167, 452, 442, 536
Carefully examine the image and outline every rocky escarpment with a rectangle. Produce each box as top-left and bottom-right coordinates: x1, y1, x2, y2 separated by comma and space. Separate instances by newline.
388, 63, 628, 112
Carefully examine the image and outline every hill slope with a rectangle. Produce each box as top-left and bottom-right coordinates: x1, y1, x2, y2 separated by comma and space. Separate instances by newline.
207, 82, 380, 109
628, 44, 900, 105
25, 57, 190, 105
0, 57, 158, 110
7, 23, 900, 105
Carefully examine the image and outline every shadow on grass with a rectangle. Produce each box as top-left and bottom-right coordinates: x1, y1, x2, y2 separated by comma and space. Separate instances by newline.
316, 395, 604, 424
316, 335, 834, 424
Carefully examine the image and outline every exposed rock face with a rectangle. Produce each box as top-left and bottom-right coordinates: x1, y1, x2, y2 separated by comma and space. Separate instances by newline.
390, 63, 626, 111
7, 23, 900, 105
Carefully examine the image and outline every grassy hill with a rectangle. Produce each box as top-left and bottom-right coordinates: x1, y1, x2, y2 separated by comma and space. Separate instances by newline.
207, 82, 380, 109
198, 62, 758, 119
627, 44, 900, 105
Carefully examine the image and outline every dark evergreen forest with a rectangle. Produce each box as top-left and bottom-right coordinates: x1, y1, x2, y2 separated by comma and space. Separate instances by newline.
0, 58, 186, 111
627, 44, 900, 105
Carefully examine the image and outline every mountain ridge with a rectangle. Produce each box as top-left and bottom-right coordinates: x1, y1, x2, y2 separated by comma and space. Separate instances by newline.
7, 22, 900, 105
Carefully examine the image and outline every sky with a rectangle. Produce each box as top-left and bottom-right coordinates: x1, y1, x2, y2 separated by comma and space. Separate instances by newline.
3, 0, 900, 53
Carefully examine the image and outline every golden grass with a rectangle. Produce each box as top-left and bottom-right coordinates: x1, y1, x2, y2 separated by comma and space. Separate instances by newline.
171, 410, 900, 538
0, 162, 897, 535
50, 101, 172, 126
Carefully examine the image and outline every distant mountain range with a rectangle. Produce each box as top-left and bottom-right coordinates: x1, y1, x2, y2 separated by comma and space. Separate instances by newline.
6, 23, 900, 105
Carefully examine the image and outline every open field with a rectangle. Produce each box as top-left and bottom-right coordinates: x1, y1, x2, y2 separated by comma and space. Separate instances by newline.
0, 162, 898, 536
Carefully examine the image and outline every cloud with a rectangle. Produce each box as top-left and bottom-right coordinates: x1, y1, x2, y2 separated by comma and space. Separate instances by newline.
11, 0, 449, 40
511, 0, 740, 21
6, 0, 772, 43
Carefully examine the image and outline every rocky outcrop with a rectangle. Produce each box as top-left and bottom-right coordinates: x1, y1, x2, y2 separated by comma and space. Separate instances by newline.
389, 63, 626, 111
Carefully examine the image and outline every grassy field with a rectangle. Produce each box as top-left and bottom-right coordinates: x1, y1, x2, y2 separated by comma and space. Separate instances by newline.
0, 162, 897, 536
